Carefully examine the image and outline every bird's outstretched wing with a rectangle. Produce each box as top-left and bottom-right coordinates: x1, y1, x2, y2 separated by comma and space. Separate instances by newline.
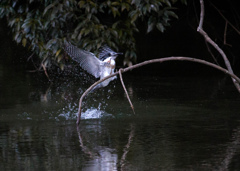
64, 41, 102, 78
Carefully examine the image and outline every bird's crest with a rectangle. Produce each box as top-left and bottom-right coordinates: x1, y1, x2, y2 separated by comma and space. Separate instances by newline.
98, 45, 117, 61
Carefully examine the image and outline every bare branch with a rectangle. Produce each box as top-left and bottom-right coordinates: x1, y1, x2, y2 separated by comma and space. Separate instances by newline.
204, 40, 219, 65
119, 69, 135, 115
76, 0, 240, 125
41, 63, 51, 81
76, 56, 240, 125
197, 0, 240, 92
198, 0, 204, 31
224, 21, 232, 47
211, 3, 240, 35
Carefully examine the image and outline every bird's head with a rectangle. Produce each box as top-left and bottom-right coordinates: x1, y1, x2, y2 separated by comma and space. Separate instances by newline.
99, 45, 123, 61
109, 52, 123, 60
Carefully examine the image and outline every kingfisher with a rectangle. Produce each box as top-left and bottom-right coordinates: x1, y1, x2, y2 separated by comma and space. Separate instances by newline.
64, 41, 122, 91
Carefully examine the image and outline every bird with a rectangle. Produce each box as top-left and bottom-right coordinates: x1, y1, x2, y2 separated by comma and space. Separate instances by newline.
64, 41, 123, 91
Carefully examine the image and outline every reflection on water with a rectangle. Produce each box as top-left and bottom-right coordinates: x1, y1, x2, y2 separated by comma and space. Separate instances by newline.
1, 57, 240, 170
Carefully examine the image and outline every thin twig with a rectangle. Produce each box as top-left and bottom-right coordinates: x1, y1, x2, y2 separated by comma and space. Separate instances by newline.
27, 52, 35, 61
76, 56, 240, 125
204, 40, 219, 65
119, 69, 135, 114
197, 0, 240, 93
211, 3, 240, 35
224, 21, 228, 45
41, 63, 51, 81
26, 52, 40, 72
224, 21, 232, 47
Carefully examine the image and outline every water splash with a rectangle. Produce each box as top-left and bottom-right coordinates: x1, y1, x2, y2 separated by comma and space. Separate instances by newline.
56, 105, 113, 121
15, 102, 113, 121
81, 107, 113, 120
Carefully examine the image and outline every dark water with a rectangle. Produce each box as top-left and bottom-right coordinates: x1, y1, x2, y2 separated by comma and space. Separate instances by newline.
1, 57, 240, 171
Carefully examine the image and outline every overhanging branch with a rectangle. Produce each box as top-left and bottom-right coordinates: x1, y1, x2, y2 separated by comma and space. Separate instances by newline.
197, 0, 240, 92
76, 0, 240, 125
76, 56, 240, 125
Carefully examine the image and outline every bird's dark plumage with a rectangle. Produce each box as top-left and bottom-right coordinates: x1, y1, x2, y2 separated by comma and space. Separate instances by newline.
98, 45, 117, 61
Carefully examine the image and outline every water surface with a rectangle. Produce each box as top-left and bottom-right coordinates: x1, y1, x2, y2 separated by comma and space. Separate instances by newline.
1, 62, 240, 171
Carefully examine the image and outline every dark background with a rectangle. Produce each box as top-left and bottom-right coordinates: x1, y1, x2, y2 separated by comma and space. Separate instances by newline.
0, 0, 239, 78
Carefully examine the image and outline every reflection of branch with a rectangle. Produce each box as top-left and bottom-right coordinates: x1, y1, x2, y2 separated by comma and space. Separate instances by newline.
216, 127, 240, 171
119, 124, 135, 170
40, 82, 52, 102
119, 69, 135, 114
197, 0, 240, 93
77, 126, 95, 158
27, 52, 40, 71
76, 56, 240, 125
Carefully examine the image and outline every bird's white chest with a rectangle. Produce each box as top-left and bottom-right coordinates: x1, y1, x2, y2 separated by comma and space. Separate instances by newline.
103, 58, 115, 67
101, 58, 116, 78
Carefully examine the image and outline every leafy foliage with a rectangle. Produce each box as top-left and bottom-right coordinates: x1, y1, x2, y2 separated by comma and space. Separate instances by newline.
0, 0, 186, 69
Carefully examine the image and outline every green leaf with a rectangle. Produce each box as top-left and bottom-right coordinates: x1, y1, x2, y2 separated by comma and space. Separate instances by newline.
163, 0, 171, 7
55, 49, 61, 57
165, 10, 178, 19
156, 23, 164, 32
16, 34, 22, 43
60, 63, 64, 70
112, 21, 119, 29
22, 38, 27, 47
111, 7, 119, 18
110, 29, 118, 38
43, 2, 56, 15
147, 22, 155, 33
121, 3, 129, 12
111, 2, 120, 6
78, 1, 85, 8
181, 0, 187, 5
130, 11, 139, 23
57, 54, 62, 62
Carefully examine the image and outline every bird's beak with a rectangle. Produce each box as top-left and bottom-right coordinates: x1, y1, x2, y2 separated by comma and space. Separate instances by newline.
112, 52, 123, 59
114, 52, 123, 56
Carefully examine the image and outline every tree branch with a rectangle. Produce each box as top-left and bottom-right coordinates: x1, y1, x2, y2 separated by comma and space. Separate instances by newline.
224, 21, 232, 47
76, 56, 240, 125
76, 0, 240, 125
211, 3, 240, 36
197, 0, 240, 93
41, 63, 51, 81
119, 69, 135, 115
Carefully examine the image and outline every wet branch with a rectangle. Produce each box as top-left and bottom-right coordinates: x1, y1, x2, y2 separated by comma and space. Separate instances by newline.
119, 69, 135, 115
76, 56, 240, 125
197, 0, 240, 92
